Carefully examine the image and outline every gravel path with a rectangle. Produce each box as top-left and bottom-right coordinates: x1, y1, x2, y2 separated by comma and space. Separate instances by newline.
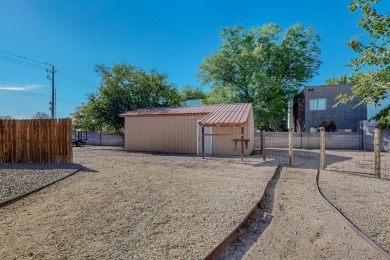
0, 163, 81, 204
319, 170, 390, 254
0, 146, 275, 259
239, 167, 384, 259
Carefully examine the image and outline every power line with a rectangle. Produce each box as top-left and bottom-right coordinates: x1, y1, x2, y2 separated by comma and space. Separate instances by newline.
0, 50, 98, 88
0, 89, 50, 99
0, 50, 52, 66
0, 49, 99, 91
56, 66, 98, 86
0, 49, 97, 115
0, 55, 48, 71
56, 71, 98, 90
0, 89, 80, 105
56, 96, 81, 105
56, 89, 81, 97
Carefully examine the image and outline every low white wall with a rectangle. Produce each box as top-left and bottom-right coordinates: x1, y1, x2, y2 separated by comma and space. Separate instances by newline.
85, 131, 124, 146
361, 120, 390, 151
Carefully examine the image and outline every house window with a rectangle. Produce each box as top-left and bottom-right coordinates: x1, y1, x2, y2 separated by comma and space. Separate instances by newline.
310, 98, 326, 110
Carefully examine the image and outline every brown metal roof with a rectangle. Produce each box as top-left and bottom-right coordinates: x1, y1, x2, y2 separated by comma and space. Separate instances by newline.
119, 103, 252, 126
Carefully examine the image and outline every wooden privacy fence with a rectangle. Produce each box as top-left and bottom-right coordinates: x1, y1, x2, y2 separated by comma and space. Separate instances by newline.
0, 118, 73, 163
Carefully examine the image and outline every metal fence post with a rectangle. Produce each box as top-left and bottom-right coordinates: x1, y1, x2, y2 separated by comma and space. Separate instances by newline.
289, 128, 293, 166
319, 127, 325, 170
374, 128, 381, 178
261, 130, 266, 161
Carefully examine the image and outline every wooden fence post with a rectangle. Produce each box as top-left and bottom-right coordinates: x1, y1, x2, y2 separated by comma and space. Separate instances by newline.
319, 127, 325, 170
374, 128, 381, 178
289, 128, 293, 166
261, 130, 266, 161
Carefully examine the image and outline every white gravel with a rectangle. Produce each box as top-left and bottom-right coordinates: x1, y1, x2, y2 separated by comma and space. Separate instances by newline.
319, 170, 390, 254
0, 163, 81, 204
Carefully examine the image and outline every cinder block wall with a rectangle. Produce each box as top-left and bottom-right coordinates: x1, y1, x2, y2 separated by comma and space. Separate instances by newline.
361, 120, 390, 151
254, 132, 362, 150
255, 126, 390, 151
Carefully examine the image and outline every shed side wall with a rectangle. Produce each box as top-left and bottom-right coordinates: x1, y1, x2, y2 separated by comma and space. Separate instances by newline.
125, 115, 204, 153
210, 126, 245, 156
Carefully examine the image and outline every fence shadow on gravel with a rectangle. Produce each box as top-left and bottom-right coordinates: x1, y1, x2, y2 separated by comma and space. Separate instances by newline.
0, 163, 81, 170
80, 167, 99, 173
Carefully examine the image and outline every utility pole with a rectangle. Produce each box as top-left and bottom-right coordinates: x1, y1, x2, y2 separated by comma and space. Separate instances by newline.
48, 65, 56, 119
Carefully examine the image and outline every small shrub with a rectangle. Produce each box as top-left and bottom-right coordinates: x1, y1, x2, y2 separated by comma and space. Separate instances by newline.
318, 121, 337, 132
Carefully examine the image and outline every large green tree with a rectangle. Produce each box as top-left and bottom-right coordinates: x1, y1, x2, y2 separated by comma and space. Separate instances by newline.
72, 64, 181, 138
31, 112, 50, 119
0, 115, 13, 119
325, 73, 366, 85
199, 24, 321, 130
71, 102, 103, 131
337, 0, 389, 106
179, 86, 206, 101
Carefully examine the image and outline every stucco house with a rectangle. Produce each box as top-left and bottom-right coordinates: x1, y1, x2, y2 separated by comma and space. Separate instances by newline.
293, 84, 367, 132
119, 103, 255, 158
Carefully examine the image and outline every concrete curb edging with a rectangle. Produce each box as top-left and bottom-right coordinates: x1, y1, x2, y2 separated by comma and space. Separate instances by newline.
0, 166, 84, 209
316, 169, 390, 259
203, 165, 281, 260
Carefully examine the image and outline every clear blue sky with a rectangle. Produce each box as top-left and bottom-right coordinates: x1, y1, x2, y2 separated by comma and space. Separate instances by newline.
0, 0, 388, 118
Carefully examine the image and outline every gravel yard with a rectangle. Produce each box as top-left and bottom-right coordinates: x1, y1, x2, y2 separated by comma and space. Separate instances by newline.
0, 146, 275, 259
0, 163, 81, 204
319, 170, 390, 253
1, 146, 389, 259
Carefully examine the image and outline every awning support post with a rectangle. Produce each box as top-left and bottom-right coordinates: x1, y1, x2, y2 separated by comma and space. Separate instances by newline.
202, 126, 205, 159
241, 125, 244, 161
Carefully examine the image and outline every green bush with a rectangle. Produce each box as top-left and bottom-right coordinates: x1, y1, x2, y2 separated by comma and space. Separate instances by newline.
318, 121, 337, 132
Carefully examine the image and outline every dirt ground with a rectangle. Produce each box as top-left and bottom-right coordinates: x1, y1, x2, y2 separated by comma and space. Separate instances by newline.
0, 147, 388, 259
216, 149, 388, 259
319, 169, 390, 254
0, 146, 275, 259
239, 167, 383, 259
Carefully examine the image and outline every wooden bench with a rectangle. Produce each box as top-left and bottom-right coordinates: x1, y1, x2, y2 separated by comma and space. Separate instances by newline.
233, 139, 250, 149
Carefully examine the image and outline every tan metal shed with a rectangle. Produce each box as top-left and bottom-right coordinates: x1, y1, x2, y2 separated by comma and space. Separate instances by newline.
119, 103, 255, 159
